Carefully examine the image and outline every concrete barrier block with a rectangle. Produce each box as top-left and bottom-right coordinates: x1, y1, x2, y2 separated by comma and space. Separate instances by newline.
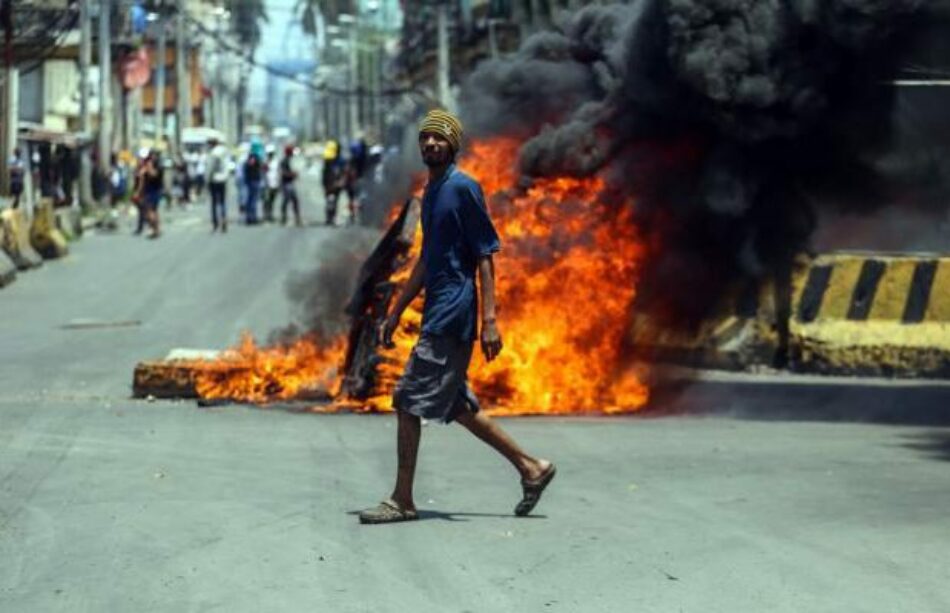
0, 209, 43, 270
30, 199, 69, 259
0, 246, 16, 288
54, 207, 82, 241
789, 253, 950, 377
628, 279, 781, 371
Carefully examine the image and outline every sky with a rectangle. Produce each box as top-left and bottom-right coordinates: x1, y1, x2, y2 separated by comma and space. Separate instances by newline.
247, 0, 314, 108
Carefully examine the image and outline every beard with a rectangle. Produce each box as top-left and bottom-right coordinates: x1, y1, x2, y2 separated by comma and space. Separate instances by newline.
421, 148, 453, 167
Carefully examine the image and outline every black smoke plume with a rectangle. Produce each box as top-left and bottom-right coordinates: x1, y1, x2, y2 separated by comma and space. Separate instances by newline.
268, 230, 379, 345
462, 0, 941, 324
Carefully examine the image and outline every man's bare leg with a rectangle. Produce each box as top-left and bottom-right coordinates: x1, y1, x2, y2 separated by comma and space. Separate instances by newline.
455, 410, 551, 481
390, 411, 421, 511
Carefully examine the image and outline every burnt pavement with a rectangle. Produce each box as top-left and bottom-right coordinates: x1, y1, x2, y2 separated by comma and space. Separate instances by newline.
1, 201, 950, 612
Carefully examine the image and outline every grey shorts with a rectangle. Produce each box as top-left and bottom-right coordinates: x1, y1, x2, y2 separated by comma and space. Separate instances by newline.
393, 334, 481, 424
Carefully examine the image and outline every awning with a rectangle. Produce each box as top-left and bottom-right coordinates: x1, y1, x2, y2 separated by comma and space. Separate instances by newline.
17, 123, 92, 148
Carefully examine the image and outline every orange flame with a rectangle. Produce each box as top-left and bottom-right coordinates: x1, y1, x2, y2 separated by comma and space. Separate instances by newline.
193, 136, 649, 414
368, 137, 648, 414
193, 333, 347, 403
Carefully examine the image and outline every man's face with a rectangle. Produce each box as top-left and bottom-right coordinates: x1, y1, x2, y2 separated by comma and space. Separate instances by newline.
419, 131, 453, 167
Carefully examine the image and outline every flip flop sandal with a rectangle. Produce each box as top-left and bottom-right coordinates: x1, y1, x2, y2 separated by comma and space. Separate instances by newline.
359, 499, 419, 525
515, 463, 557, 517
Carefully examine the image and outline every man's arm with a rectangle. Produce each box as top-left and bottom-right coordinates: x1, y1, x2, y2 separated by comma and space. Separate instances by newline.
378, 257, 426, 348
477, 255, 503, 362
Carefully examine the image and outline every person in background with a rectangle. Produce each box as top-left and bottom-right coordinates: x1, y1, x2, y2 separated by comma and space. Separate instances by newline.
137, 150, 163, 239
264, 147, 280, 223
243, 151, 263, 225
207, 137, 229, 233
184, 149, 197, 202
8, 147, 25, 209
235, 147, 247, 217
344, 138, 369, 224
172, 156, 189, 206
109, 153, 127, 204
321, 140, 346, 225
280, 145, 301, 226
194, 149, 207, 199
132, 150, 148, 235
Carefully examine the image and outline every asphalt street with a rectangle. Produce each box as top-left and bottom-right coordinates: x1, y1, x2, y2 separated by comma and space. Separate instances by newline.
1, 192, 950, 612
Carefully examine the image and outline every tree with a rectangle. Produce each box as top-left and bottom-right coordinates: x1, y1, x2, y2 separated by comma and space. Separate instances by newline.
226, 0, 268, 50
225, 0, 268, 137
295, 0, 355, 33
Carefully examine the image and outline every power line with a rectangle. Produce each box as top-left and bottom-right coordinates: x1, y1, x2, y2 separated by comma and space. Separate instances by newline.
17, 8, 79, 76
183, 10, 416, 99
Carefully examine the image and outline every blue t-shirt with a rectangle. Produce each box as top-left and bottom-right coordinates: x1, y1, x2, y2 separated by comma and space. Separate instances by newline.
420, 165, 501, 342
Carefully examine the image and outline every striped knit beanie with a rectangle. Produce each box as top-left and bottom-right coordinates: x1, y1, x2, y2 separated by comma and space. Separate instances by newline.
419, 109, 464, 152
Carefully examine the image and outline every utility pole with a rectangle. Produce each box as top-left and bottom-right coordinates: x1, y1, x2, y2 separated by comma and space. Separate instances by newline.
488, 19, 499, 59
0, 0, 15, 198
155, 0, 166, 146
436, 1, 452, 111
348, 19, 359, 141
98, 0, 113, 207
79, 0, 93, 209
376, 44, 385, 138
175, 0, 190, 153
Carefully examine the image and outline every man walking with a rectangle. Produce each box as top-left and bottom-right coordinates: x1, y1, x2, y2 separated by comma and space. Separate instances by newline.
359, 110, 555, 525
207, 137, 229, 232
321, 140, 345, 226
243, 151, 263, 225
264, 147, 279, 222
279, 145, 301, 226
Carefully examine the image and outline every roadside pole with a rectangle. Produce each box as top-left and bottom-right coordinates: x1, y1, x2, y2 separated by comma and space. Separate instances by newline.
98, 0, 113, 208
0, 0, 14, 197
79, 0, 93, 210
175, 0, 189, 153
348, 19, 359, 142
155, 0, 166, 146
436, 2, 452, 111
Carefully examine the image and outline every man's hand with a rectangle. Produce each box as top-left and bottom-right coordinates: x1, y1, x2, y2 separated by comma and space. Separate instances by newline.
480, 319, 503, 362
377, 314, 399, 349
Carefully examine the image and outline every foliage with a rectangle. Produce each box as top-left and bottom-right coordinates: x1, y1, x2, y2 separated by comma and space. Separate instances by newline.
226, 0, 268, 53
295, 0, 355, 35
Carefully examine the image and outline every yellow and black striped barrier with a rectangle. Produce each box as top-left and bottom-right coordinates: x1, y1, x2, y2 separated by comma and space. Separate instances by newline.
29, 198, 69, 260
0, 208, 44, 269
789, 253, 950, 377
0, 222, 15, 288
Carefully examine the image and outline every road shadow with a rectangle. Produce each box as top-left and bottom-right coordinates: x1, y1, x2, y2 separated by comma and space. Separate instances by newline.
345, 510, 546, 523
644, 375, 950, 426
899, 430, 950, 462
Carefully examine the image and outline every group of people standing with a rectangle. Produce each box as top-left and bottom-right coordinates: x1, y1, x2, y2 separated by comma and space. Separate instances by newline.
235, 143, 301, 228
321, 138, 368, 226
120, 135, 373, 236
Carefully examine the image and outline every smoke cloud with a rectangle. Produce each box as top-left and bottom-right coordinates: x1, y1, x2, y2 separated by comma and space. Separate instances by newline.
461, 0, 940, 323
268, 230, 379, 345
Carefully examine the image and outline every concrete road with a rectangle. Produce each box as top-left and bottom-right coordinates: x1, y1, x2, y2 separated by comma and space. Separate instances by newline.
2, 203, 950, 612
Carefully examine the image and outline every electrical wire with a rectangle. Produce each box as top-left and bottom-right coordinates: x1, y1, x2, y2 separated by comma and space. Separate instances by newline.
182, 10, 418, 99
15, 7, 80, 76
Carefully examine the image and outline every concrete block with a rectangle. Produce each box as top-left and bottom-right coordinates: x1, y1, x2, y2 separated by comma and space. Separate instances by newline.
0, 247, 16, 288
789, 252, 950, 378
30, 199, 69, 259
627, 279, 780, 371
54, 207, 82, 241
0, 208, 43, 269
